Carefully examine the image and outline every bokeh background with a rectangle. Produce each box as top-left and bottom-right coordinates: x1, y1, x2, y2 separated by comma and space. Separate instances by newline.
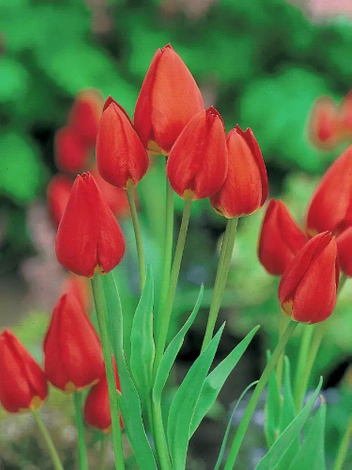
1, 0, 352, 468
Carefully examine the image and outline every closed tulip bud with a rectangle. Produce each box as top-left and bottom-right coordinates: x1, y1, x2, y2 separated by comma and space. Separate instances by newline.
278, 232, 339, 324
84, 357, 123, 433
68, 89, 103, 146
258, 199, 307, 275
309, 97, 342, 149
55, 126, 90, 174
47, 174, 73, 228
210, 126, 268, 218
0, 330, 48, 413
306, 146, 352, 237
44, 294, 104, 392
97, 98, 149, 188
56, 172, 125, 278
134, 44, 204, 154
166, 107, 227, 200
336, 227, 352, 277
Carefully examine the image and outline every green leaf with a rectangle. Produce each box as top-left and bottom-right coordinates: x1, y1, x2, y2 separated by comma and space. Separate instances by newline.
101, 273, 157, 470
167, 323, 225, 470
153, 285, 204, 403
255, 377, 323, 470
190, 325, 260, 436
214, 380, 259, 470
289, 401, 327, 470
264, 350, 281, 447
130, 265, 155, 402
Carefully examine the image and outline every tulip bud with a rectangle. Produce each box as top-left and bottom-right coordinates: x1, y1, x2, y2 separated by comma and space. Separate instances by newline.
134, 44, 204, 155
258, 199, 307, 275
68, 89, 103, 146
0, 330, 48, 413
55, 126, 90, 174
309, 97, 342, 149
44, 294, 104, 392
306, 146, 352, 237
166, 107, 227, 200
96, 98, 149, 189
278, 232, 339, 324
336, 227, 352, 277
210, 126, 268, 218
84, 357, 123, 433
55, 172, 125, 278
47, 174, 73, 228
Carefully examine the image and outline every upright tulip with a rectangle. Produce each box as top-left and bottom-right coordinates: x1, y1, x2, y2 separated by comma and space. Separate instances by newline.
134, 44, 204, 154
47, 174, 73, 228
55, 126, 90, 174
210, 126, 268, 218
68, 89, 102, 146
306, 146, 352, 237
44, 294, 104, 392
55, 172, 125, 278
166, 107, 227, 200
309, 97, 341, 149
258, 199, 306, 275
0, 329, 48, 413
278, 232, 339, 324
96, 97, 149, 189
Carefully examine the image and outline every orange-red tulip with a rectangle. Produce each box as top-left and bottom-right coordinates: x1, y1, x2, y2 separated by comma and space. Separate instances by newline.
210, 126, 268, 218
44, 294, 104, 392
55, 172, 125, 278
0, 329, 48, 413
134, 44, 204, 155
258, 199, 306, 275
166, 107, 227, 200
47, 174, 73, 228
278, 232, 339, 324
306, 146, 352, 237
68, 89, 102, 147
55, 126, 90, 174
309, 97, 342, 149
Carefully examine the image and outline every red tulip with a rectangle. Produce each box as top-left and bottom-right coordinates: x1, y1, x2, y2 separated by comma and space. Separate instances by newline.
84, 357, 123, 433
309, 97, 342, 149
47, 174, 73, 228
336, 227, 352, 277
55, 172, 125, 278
96, 98, 149, 189
44, 294, 104, 392
134, 44, 204, 155
278, 232, 339, 324
306, 146, 352, 237
166, 107, 227, 200
55, 126, 90, 174
0, 329, 48, 413
68, 89, 103, 147
258, 200, 307, 275
210, 126, 268, 218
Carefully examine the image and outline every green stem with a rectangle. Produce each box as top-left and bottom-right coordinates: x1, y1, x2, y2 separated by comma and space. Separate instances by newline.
201, 218, 238, 352
32, 410, 64, 470
224, 321, 298, 470
99, 434, 108, 469
276, 313, 289, 390
293, 324, 314, 411
73, 391, 88, 470
153, 401, 172, 470
126, 185, 146, 290
156, 179, 174, 339
154, 198, 192, 374
91, 275, 125, 470
333, 416, 352, 470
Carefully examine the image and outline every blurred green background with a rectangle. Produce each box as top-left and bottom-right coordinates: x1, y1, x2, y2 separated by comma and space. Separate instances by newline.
0, 0, 352, 468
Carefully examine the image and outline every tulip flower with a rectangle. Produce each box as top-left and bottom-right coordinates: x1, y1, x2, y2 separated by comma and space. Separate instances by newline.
47, 174, 73, 228
306, 145, 352, 237
96, 98, 149, 189
44, 294, 104, 392
258, 199, 306, 275
55, 126, 90, 174
84, 357, 123, 433
278, 232, 339, 324
336, 227, 352, 277
0, 329, 48, 413
134, 44, 204, 154
55, 172, 125, 278
68, 89, 102, 146
210, 126, 268, 218
309, 97, 342, 149
166, 107, 227, 200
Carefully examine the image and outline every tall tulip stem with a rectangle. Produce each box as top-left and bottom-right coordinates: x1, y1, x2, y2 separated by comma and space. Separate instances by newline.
293, 324, 314, 410
91, 275, 125, 470
224, 321, 298, 470
73, 391, 88, 470
32, 410, 64, 470
333, 416, 352, 470
201, 218, 238, 352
